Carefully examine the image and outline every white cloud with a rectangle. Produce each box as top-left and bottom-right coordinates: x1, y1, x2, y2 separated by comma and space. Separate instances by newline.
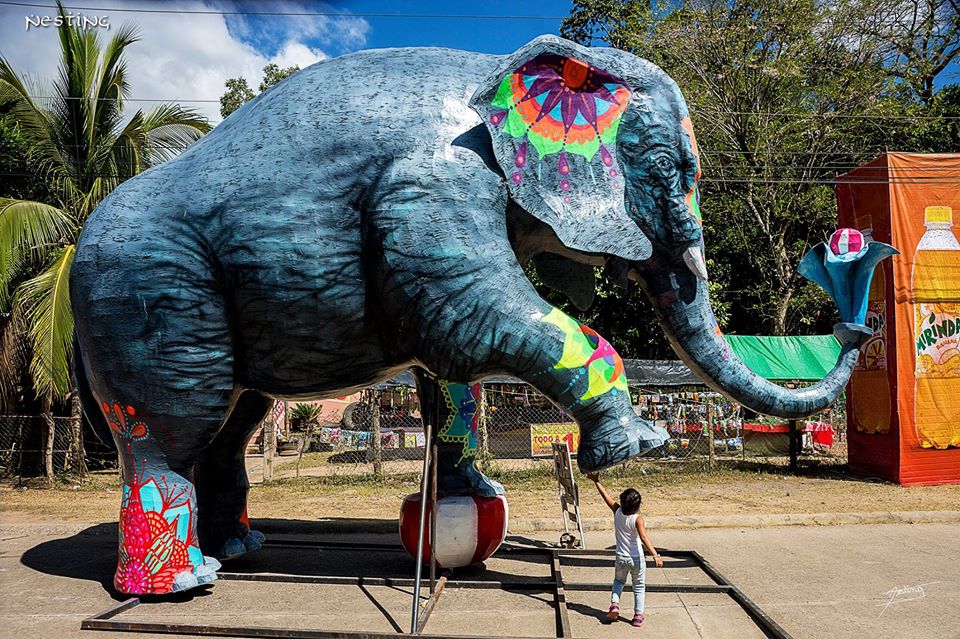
269, 41, 327, 70
0, 1, 366, 124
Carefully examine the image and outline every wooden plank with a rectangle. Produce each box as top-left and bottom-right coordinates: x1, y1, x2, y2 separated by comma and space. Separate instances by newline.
416, 573, 447, 633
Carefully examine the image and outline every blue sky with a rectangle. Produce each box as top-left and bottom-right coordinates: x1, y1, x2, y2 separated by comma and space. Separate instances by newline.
1, 0, 955, 125
224, 0, 572, 57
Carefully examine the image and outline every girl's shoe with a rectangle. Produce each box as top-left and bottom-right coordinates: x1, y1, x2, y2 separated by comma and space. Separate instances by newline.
631, 613, 645, 627
605, 603, 620, 622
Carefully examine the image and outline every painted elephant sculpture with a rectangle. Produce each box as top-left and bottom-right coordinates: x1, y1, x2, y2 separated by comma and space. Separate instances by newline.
72, 35, 881, 595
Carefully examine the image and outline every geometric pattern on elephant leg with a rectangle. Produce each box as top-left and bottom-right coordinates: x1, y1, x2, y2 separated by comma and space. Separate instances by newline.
437, 381, 481, 461
539, 308, 628, 404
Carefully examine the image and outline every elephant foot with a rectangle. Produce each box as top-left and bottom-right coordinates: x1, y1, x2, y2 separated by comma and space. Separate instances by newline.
171, 556, 221, 593
437, 459, 505, 498
576, 418, 668, 473
116, 555, 220, 596
216, 530, 266, 561
436, 443, 504, 498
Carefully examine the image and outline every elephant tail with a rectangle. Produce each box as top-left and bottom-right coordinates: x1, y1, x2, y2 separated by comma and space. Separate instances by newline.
72, 333, 113, 447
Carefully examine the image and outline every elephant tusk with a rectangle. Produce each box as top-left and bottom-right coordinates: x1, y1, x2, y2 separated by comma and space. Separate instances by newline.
683, 246, 708, 281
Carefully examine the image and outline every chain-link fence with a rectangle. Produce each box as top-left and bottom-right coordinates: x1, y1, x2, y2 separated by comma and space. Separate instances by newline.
0, 415, 88, 482
0, 380, 845, 483
268, 382, 846, 478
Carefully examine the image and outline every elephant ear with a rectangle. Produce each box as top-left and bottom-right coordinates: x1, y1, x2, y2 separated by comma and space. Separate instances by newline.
532, 253, 596, 311
470, 35, 652, 262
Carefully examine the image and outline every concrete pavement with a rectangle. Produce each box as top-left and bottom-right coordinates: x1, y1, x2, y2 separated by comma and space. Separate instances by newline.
0, 522, 956, 638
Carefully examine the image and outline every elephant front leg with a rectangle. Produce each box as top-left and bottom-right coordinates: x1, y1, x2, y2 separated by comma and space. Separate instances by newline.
408, 290, 667, 472
529, 307, 669, 471
414, 373, 503, 498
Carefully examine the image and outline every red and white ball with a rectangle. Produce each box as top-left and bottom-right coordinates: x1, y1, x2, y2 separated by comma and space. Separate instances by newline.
399, 494, 508, 567
829, 228, 866, 258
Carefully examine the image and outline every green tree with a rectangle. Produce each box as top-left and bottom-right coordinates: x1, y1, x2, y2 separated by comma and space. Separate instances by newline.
851, 0, 960, 105
219, 77, 255, 120
220, 63, 300, 118
0, 5, 211, 415
562, 0, 953, 342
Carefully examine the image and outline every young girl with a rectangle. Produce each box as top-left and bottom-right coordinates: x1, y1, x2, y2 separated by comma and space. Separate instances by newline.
587, 473, 662, 627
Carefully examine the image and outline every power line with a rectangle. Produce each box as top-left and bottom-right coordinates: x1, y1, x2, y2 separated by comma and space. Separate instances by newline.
2, 1, 565, 20
693, 110, 960, 121
19, 94, 960, 120
3, 170, 960, 185
26, 95, 221, 103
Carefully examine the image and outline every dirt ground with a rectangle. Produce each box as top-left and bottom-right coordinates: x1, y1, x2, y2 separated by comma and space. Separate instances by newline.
3, 457, 959, 526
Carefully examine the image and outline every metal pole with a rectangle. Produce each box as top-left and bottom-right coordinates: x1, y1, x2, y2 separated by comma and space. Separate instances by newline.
263, 406, 276, 482
410, 422, 433, 634
429, 432, 438, 594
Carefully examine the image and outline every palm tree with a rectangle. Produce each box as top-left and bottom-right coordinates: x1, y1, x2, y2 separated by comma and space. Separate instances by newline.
0, 4, 210, 476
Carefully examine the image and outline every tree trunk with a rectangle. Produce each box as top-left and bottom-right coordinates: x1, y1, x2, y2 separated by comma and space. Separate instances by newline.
68, 389, 86, 477
263, 406, 276, 482
772, 283, 794, 335
477, 387, 490, 471
371, 392, 383, 479
707, 402, 716, 471
41, 395, 54, 486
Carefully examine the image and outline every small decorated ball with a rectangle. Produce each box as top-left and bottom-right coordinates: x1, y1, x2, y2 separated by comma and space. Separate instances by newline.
399, 494, 508, 568
828, 228, 866, 258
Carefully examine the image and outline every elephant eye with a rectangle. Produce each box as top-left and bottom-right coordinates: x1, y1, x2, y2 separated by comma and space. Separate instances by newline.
651, 153, 679, 182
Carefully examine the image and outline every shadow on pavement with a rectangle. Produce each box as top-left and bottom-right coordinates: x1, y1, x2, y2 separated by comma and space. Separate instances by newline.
20, 518, 561, 599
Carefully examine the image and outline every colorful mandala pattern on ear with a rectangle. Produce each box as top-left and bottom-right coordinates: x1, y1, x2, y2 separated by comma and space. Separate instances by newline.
487, 54, 632, 192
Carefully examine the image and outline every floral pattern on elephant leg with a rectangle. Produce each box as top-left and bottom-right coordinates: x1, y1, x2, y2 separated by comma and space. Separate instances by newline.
101, 400, 150, 441
115, 466, 203, 594
437, 381, 482, 460
100, 399, 204, 595
541, 308, 628, 402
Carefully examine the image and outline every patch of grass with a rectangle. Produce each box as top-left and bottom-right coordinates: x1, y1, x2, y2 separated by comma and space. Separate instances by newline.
251, 458, 783, 500
1, 469, 121, 491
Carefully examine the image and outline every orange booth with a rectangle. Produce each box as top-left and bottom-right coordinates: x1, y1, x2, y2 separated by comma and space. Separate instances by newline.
837, 153, 960, 485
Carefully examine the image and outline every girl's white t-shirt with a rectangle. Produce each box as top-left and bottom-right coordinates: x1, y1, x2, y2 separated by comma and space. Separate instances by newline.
614, 506, 641, 558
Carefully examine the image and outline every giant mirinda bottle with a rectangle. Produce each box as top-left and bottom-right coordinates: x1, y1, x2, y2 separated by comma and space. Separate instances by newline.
912, 206, 960, 449
851, 217, 890, 434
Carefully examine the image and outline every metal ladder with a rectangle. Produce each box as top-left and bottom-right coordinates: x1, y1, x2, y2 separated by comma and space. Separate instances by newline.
551, 442, 585, 549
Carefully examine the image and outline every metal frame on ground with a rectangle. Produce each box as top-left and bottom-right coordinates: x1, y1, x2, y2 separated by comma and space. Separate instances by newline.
81, 539, 794, 639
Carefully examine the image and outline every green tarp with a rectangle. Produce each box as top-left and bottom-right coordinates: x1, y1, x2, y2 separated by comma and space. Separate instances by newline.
723, 334, 842, 381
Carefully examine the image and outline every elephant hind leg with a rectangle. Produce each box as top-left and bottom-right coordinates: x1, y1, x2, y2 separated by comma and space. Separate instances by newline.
76, 262, 237, 594
99, 398, 224, 595
195, 390, 274, 561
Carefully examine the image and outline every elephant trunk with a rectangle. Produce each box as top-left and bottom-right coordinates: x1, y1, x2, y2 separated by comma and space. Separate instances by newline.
638, 260, 862, 419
